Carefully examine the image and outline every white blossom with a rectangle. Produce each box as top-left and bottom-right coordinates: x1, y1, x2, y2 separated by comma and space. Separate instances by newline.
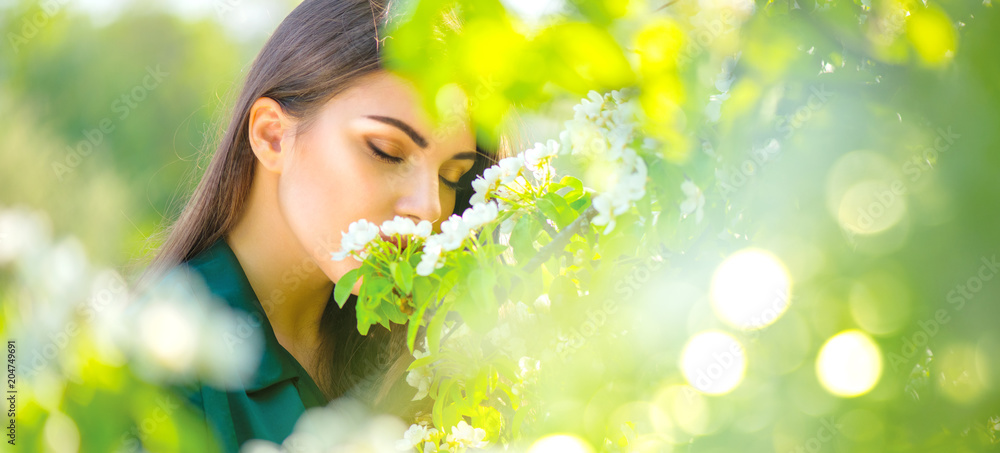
416, 242, 444, 277
435, 215, 470, 252
447, 421, 489, 449
533, 294, 551, 312
331, 219, 380, 261
470, 167, 502, 206
497, 155, 526, 184
573, 91, 605, 121
397, 424, 437, 451
460, 201, 499, 231
406, 348, 433, 401
380, 216, 433, 239
518, 357, 540, 380
523, 139, 560, 183
680, 180, 706, 224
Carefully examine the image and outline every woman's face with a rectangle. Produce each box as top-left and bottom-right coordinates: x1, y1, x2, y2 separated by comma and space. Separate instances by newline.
274, 70, 477, 290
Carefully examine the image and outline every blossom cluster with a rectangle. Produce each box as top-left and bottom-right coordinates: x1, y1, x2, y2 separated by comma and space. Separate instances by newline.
331, 89, 654, 277
330, 202, 499, 276
469, 139, 560, 210
559, 90, 649, 234
397, 420, 489, 452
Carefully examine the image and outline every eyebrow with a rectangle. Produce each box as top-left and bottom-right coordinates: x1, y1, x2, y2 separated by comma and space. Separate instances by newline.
365, 115, 477, 161
365, 115, 428, 148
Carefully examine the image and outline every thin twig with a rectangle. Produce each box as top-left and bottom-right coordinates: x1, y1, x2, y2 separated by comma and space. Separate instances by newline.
438, 205, 599, 345
524, 205, 598, 273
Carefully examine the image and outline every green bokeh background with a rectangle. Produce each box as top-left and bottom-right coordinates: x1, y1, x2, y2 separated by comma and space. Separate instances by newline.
2, 0, 1000, 451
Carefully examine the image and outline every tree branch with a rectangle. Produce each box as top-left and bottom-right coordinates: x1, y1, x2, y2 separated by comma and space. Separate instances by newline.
524, 205, 597, 273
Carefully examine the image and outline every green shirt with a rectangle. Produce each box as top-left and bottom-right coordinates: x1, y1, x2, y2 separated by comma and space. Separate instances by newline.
164, 238, 345, 452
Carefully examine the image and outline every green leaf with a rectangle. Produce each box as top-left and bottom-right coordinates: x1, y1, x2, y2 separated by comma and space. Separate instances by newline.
437, 269, 461, 300
376, 303, 392, 329
406, 315, 421, 353
542, 192, 578, 228
480, 243, 508, 260
560, 175, 585, 201
334, 268, 360, 308
569, 194, 592, 212
407, 352, 437, 371
427, 304, 450, 355
533, 22, 635, 94
535, 197, 562, 232
407, 279, 435, 352
510, 213, 540, 263
392, 260, 415, 294
357, 310, 373, 335
386, 302, 408, 324
457, 268, 498, 331
433, 379, 455, 428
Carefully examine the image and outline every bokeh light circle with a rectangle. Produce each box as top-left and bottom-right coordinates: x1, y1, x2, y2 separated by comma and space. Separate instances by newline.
527, 434, 594, 453
816, 330, 882, 397
681, 331, 747, 395
710, 249, 792, 330
837, 180, 907, 235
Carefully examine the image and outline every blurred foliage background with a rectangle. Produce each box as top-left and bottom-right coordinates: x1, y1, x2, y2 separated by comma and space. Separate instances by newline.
3, 0, 1000, 451
0, 0, 299, 268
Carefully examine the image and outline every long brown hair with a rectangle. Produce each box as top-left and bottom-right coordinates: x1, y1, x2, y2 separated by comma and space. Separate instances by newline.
141, 0, 511, 417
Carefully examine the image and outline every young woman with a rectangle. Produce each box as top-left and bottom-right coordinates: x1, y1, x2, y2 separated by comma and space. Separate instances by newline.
139, 0, 508, 450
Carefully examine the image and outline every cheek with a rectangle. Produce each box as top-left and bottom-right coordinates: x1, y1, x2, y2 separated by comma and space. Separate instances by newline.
276, 136, 386, 282
441, 190, 456, 219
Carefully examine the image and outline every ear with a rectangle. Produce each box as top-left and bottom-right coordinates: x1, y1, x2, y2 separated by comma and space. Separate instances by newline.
248, 97, 294, 173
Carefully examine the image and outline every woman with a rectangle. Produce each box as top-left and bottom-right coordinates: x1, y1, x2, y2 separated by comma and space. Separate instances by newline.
139, 0, 508, 451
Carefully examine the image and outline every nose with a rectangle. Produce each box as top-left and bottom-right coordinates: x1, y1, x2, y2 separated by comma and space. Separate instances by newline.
395, 169, 443, 227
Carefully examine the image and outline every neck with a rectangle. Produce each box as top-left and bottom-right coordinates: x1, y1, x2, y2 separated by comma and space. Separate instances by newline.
226, 167, 333, 358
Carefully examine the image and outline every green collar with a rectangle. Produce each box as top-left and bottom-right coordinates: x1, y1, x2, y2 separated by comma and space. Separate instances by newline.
185, 237, 339, 405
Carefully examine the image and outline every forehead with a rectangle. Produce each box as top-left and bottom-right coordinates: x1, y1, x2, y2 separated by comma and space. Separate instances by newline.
322, 71, 475, 151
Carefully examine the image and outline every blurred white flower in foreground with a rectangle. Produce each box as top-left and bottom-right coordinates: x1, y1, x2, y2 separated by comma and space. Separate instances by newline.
680, 180, 706, 224
0, 206, 261, 391
123, 269, 264, 389
241, 397, 407, 453
0, 207, 51, 265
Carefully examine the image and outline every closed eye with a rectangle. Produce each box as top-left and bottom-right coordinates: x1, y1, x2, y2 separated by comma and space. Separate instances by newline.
367, 138, 466, 191
365, 138, 404, 164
